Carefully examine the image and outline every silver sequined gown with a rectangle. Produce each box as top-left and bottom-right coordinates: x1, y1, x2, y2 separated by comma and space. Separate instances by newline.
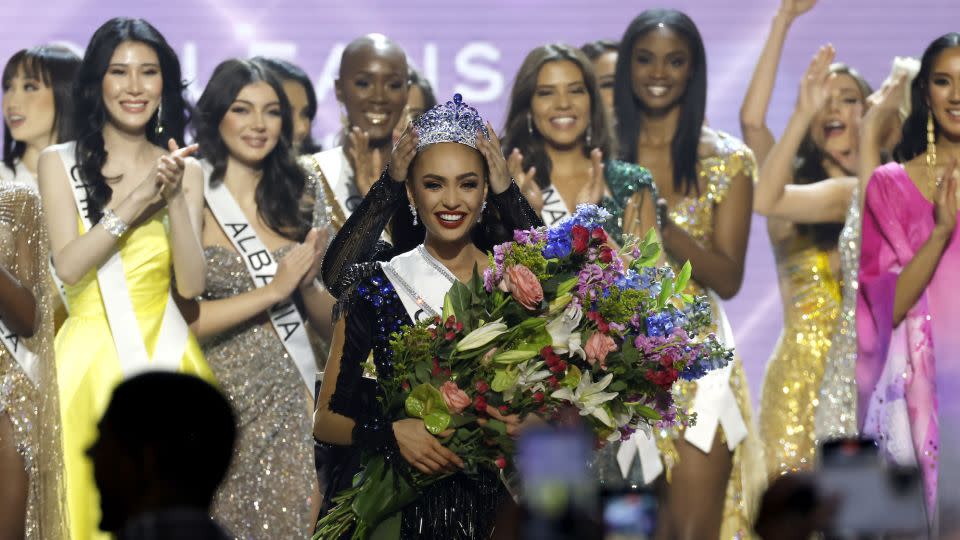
814, 187, 862, 441
201, 245, 315, 539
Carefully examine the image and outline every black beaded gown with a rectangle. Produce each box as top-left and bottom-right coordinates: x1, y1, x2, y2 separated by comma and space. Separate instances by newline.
317, 172, 542, 539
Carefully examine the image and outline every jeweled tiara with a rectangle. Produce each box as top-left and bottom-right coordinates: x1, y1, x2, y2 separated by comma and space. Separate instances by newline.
413, 93, 489, 151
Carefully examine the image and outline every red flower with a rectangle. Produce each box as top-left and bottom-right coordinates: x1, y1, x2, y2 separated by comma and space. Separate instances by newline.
445, 331, 456, 341
498, 405, 509, 415
547, 376, 559, 388
495, 456, 507, 469
455, 322, 464, 332
645, 368, 680, 389
599, 246, 614, 264
401, 380, 411, 391
571, 225, 590, 253
475, 380, 490, 394
431, 359, 442, 377
533, 391, 545, 403
474, 395, 488, 413
591, 227, 608, 244
541, 345, 554, 358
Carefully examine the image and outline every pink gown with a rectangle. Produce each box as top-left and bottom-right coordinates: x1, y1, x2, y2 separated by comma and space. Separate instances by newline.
856, 162, 960, 531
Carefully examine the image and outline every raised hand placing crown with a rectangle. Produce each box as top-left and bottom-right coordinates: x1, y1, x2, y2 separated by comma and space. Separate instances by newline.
413, 93, 490, 150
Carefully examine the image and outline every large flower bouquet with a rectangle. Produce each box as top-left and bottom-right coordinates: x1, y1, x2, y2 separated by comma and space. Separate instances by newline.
314, 205, 731, 539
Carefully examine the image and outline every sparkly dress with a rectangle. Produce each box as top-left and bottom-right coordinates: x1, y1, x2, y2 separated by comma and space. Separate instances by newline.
316, 172, 541, 538
814, 188, 861, 441
759, 233, 841, 478
0, 183, 67, 539
201, 244, 316, 539
657, 132, 765, 539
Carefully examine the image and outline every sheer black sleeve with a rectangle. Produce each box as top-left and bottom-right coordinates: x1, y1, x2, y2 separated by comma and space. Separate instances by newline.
320, 171, 404, 297
473, 181, 544, 252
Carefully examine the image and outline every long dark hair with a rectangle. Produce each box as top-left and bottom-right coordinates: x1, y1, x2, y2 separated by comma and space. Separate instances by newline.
252, 57, 322, 155
580, 39, 619, 61
894, 32, 960, 163
501, 43, 617, 190
614, 9, 707, 195
195, 59, 310, 241
72, 17, 191, 224
794, 63, 872, 250
2, 45, 80, 173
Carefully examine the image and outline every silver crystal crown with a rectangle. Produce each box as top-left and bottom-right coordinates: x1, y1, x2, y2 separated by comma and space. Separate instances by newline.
413, 93, 489, 151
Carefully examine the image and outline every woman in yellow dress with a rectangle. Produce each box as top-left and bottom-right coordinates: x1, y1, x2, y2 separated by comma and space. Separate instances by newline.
37, 18, 214, 540
612, 9, 765, 539
740, 0, 870, 478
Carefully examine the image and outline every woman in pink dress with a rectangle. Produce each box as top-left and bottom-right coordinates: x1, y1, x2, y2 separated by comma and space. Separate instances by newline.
857, 32, 960, 535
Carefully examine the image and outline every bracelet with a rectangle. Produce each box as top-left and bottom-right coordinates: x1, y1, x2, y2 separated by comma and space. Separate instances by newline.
100, 209, 129, 238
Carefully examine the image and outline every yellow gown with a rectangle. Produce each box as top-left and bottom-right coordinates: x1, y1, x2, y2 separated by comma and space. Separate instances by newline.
56, 210, 215, 540
655, 132, 767, 539
759, 233, 841, 478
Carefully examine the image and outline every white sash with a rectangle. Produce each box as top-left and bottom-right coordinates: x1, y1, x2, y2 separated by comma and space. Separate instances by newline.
379, 246, 455, 323
202, 163, 316, 391
55, 142, 187, 377
0, 317, 39, 386
314, 147, 362, 217
540, 185, 572, 227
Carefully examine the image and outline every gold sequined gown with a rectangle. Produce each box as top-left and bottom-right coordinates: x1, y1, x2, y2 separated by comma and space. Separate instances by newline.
201, 245, 316, 539
656, 132, 766, 539
0, 184, 67, 539
759, 234, 841, 478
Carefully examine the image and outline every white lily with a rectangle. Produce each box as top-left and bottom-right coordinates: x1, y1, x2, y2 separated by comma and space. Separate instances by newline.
456, 318, 508, 351
550, 370, 619, 427
546, 303, 585, 359
502, 359, 552, 401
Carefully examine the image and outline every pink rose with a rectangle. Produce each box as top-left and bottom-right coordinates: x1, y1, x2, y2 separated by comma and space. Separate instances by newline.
584, 332, 617, 369
504, 265, 544, 311
440, 381, 471, 414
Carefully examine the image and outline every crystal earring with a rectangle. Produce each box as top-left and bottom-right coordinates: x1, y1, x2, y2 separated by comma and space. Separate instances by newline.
927, 110, 938, 190
155, 100, 164, 139
477, 200, 487, 223
526, 112, 534, 136
410, 203, 418, 226
585, 123, 592, 147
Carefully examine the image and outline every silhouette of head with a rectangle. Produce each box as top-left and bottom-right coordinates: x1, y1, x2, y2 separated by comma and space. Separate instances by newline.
88, 372, 236, 533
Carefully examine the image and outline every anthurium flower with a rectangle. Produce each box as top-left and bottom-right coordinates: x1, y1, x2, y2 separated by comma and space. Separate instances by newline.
550, 370, 619, 427
455, 319, 508, 351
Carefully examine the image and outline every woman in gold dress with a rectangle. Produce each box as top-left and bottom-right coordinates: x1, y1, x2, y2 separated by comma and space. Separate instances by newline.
612, 9, 765, 539
0, 183, 67, 540
740, 0, 871, 478
37, 18, 215, 540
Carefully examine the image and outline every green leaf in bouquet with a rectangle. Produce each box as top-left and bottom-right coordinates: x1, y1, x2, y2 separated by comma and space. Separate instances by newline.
561, 364, 582, 388
492, 349, 539, 365
634, 405, 662, 421
491, 369, 519, 392
414, 362, 430, 384
657, 277, 674, 309
447, 414, 475, 429
423, 410, 452, 435
547, 293, 573, 316
556, 275, 579, 296
619, 339, 640, 365
674, 260, 692, 293
482, 418, 508, 436
405, 383, 449, 423
680, 293, 695, 303
442, 292, 455, 322
608, 380, 627, 392
446, 280, 476, 328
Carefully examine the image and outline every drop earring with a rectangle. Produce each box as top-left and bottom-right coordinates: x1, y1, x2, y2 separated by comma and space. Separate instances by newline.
927, 110, 938, 191
410, 203, 418, 226
155, 100, 164, 139
526, 112, 533, 136
585, 123, 592, 147
477, 200, 487, 223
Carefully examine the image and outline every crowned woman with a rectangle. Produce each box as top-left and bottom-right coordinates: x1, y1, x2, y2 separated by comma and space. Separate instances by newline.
312, 94, 542, 538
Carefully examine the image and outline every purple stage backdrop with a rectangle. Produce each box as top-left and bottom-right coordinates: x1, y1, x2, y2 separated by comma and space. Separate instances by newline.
2, 0, 958, 403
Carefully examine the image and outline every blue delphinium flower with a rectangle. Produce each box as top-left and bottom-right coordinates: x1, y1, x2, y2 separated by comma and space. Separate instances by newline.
645, 311, 675, 337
